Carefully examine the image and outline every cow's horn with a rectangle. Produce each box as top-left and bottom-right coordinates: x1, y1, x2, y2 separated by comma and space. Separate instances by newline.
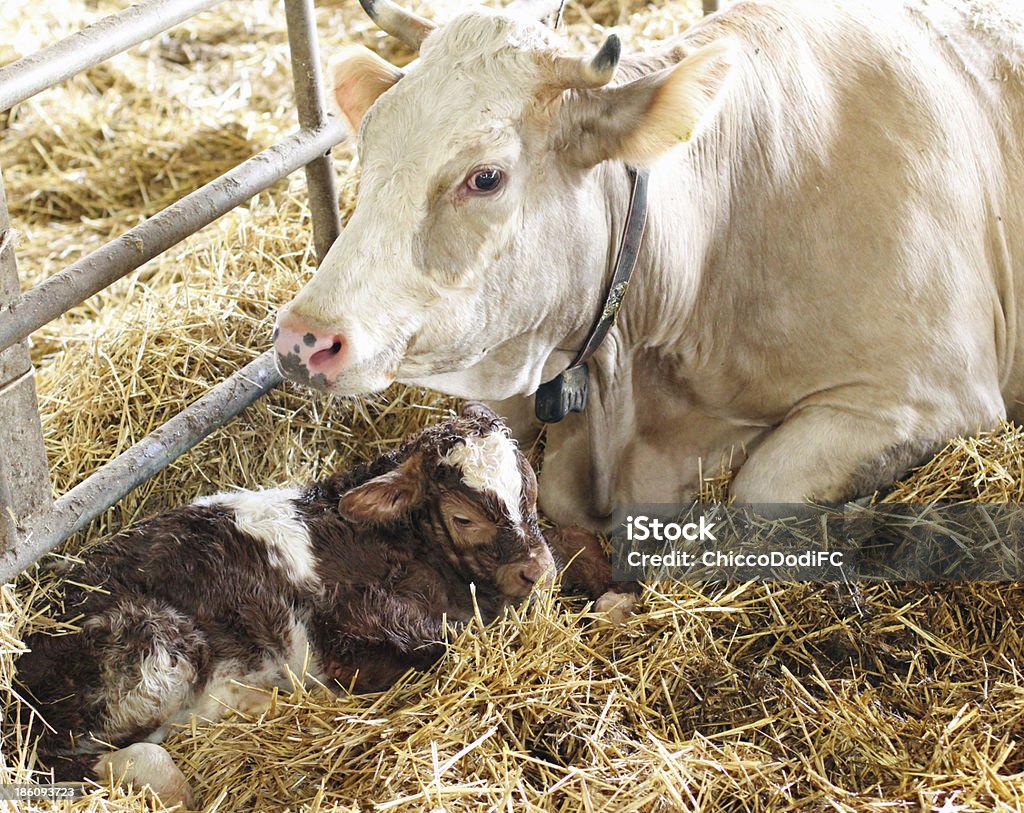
358, 0, 436, 51
553, 34, 621, 89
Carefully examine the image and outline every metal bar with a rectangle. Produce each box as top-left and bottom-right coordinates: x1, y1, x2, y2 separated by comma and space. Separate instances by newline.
284, 0, 342, 263
0, 371, 50, 552
0, 465, 18, 551
0, 0, 224, 113
0, 0, 346, 579
0, 167, 52, 558
703, 0, 719, 14
0, 119, 347, 355
0, 351, 283, 581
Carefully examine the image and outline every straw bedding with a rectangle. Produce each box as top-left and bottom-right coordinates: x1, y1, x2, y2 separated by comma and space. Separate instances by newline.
3, 1, 1024, 810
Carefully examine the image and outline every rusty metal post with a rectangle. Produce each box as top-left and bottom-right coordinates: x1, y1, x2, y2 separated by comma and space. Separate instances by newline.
0, 453, 17, 548
284, 0, 342, 264
703, 0, 719, 15
0, 169, 52, 558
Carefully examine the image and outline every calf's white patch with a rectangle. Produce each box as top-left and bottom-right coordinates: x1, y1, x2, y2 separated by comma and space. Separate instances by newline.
195, 488, 319, 584
444, 432, 523, 524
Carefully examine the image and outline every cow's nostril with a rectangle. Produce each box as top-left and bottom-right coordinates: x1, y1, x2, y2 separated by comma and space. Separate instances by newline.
519, 569, 537, 587
309, 338, 344, 368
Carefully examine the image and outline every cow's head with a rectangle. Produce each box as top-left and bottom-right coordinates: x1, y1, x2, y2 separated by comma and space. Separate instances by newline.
274, 0, 734, 399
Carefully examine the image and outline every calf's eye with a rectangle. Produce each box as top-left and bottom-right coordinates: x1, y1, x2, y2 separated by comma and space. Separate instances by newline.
467, 167, 504, 194
452, 515, 474, 527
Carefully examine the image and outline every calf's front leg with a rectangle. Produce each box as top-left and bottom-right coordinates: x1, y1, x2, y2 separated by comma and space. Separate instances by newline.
324, 640, 448, 692
545, 526, 640, 623
316, 586, 463, 693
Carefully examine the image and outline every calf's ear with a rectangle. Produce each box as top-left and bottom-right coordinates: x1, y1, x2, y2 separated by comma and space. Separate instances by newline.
553, 39, 736, 168
331, 46, 405, 133
339, 454, 424, 524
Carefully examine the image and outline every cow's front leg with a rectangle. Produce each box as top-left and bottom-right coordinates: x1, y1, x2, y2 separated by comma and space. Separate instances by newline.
730, 405, 947, 504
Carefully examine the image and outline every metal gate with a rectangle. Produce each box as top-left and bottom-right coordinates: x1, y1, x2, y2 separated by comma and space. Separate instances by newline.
0, 0, 346, 581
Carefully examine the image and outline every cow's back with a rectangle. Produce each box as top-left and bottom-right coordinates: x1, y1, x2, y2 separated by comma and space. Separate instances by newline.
673, 0, 1024, 426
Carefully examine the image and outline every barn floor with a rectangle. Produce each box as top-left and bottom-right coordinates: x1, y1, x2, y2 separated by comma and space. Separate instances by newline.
3, 0, 1024, 810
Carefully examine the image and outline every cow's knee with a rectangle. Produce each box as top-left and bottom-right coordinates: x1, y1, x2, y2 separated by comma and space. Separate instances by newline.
730, 408, 941, 505
95, 743, 194, 809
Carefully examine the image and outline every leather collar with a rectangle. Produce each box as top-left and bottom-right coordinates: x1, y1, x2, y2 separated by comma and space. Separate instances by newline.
534, 165, 650, 423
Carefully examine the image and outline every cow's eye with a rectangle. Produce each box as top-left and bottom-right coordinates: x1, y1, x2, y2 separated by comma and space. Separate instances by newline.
467, 167, 504, 194
452, 515, 474, 527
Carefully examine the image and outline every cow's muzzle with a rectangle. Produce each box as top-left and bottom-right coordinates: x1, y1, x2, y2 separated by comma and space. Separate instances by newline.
272, 314, 350, 390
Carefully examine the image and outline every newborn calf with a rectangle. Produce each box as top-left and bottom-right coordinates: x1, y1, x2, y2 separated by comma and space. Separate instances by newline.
16, 403, 557, 807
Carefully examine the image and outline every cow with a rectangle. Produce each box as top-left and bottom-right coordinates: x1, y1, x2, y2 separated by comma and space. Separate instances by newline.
273, 0, 1024, 529
16, 404, 629, 806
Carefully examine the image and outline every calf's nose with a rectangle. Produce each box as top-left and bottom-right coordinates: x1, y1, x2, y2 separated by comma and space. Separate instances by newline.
518, 557, 554, 589
273, 314, 348, 385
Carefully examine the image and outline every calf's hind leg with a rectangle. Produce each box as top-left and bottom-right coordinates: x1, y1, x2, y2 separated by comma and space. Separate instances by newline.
19, 597, 206, 760
81, 599, 207, 745
95, 743, 194, 809
87, 601, 204, 807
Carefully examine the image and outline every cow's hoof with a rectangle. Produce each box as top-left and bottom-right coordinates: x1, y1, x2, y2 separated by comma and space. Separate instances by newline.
95, 743, 195, 809
594, 589, 636, 624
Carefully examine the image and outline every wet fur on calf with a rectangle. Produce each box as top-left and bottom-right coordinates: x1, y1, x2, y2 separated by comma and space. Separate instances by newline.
16, 404, 563, 784
545, 525, 639, 599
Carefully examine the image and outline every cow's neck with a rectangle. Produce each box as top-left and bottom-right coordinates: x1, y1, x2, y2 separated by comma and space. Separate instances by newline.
603, 158, 710, 353
575, 154, 715, 516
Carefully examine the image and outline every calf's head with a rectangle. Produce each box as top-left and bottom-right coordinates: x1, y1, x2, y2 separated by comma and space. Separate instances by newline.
338, 402, 555, 598
274, 0, 735, 399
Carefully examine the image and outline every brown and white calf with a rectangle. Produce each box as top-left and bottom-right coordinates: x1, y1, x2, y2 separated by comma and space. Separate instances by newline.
16, 404, 622, 807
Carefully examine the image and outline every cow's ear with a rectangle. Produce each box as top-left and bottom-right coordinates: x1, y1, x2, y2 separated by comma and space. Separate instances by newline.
338, 454, 424, 524
553, 39, 736, 168
331, 46, 404, 133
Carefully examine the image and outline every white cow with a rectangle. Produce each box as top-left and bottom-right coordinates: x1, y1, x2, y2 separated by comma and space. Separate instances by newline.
274, 0, 1024, 529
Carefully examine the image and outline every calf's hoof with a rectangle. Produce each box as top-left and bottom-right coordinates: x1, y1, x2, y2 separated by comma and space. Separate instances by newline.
594, 589, 636, 624
95, 743, 195, 809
